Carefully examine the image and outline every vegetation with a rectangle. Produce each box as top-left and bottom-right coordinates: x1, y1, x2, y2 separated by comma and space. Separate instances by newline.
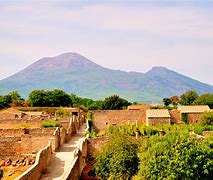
93, 124, 213, 179
41, 120, 61, 128
55, 107, 71, 118
102, 95, 131, 110
29, 89, 72, 107
0, 91, 25, 109
200, 111, 213, 126
95, 132, 139, 179
179, 90, 199, 105
194, 93, 213, 108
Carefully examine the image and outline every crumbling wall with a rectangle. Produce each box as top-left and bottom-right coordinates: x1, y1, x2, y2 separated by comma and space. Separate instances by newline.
15, 142, 52, 180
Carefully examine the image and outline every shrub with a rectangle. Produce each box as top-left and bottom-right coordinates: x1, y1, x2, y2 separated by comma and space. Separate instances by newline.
55, 107, 71, 118
41, 120, 60, 128
200, 111, 213, 126
95, 132, 139, 179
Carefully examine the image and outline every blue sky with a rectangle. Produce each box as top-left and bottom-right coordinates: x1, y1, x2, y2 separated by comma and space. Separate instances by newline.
0, 0, 213, 85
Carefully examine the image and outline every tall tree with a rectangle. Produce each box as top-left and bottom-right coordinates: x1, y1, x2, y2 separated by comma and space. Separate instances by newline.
163, 98, 172, 106
179, 90, 198, 105
102, 95, 131, 110
193, 93, 213, 109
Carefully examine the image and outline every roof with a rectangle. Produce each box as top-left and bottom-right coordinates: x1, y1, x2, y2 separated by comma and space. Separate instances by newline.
24, 111, 43, 116
177, 105, 210, 113
128, 105, 150, 110
146, 109, 171, 118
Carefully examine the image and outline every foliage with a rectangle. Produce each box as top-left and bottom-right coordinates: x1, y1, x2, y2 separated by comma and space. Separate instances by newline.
170, 95, 179, 106
0, 169, 3, 179
200, 111, 213, 126
29, 89, 72, 107
136, 132, 213, 179
15, 123, 30, 129
0, 91, 23, 109
102, 95, 131, 110
179, 90, 199, 105
163, 98, 172, 106
41, 120, 60, 128
194, 93, 213, 109
181, 113, 188, 123
85, 130, 97, 138
95, 132, 139, 179
55, 107, 71, 118
70, 93, 102, 110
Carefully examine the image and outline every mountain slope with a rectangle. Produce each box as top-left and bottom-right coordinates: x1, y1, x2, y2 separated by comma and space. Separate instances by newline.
0, 52, 212, 103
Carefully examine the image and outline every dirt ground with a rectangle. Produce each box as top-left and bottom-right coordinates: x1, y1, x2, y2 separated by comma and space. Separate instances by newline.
1, 165, 31, 180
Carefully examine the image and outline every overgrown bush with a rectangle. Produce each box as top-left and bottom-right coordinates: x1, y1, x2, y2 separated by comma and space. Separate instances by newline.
41, 120, 60, 128
95, 132, 139, 179
136, 131, 213, 179
200, 111, 213, 126
55, 107, 71, 118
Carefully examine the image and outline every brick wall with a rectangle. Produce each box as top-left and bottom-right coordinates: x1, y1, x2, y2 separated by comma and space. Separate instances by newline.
92, 110, 146, 131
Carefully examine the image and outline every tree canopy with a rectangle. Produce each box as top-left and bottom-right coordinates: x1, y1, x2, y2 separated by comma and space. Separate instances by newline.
179, 90, 199, 105
194, 93, 213, 109
29, 89, 72, 107
102, 95, 131, 110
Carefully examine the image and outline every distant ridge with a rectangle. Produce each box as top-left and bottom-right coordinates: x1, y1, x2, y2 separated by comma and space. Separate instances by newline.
0, 52, 213, 103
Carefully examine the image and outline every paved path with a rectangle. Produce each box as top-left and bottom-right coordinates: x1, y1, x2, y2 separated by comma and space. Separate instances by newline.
41, 123, 87, 180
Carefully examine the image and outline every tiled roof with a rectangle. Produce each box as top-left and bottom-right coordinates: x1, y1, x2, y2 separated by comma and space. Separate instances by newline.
146, 109, 170, 118
177, 105, 210, 113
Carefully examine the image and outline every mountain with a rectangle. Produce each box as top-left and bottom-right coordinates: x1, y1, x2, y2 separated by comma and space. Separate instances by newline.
0, 52, 213, 103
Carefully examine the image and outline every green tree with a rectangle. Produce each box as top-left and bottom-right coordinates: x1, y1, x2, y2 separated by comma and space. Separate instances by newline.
46, 89, 72, 107
102, 95, 131, 110
137, 132, 213, 179
29, 89, 72, 107
95, 132, 139, 179
200, 111, 213, 126
163, 98, 172, 106
194, 93, 213, 109
179, 90, 199, 105
28, 90, 48, 107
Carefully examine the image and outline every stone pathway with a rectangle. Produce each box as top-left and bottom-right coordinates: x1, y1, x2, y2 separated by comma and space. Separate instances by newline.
41, 123, 87, 180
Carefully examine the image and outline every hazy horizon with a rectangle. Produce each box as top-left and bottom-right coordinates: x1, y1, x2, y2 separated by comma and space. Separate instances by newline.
0, 0, 213, 85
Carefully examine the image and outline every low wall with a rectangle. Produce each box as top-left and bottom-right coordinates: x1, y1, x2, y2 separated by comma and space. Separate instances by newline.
15, 141, 52, 180
0, 119, 43, 129
0, 137, 21, 157
92, 110, 146, 131
0, 128, 60, 156
63, 138, 88, 180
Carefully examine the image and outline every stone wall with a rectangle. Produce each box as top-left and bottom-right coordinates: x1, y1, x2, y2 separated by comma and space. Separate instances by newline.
92, 110, 146, 131
63, 138, 88, 180
170, 110, 182, 124
87, 137, 109, 161
0, 128, 61, 157
147, 117, 171, 126
187, 113, 203, 124
0, 119, 42, 129
15, 141, 52, 180
0, 137, 21, 157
